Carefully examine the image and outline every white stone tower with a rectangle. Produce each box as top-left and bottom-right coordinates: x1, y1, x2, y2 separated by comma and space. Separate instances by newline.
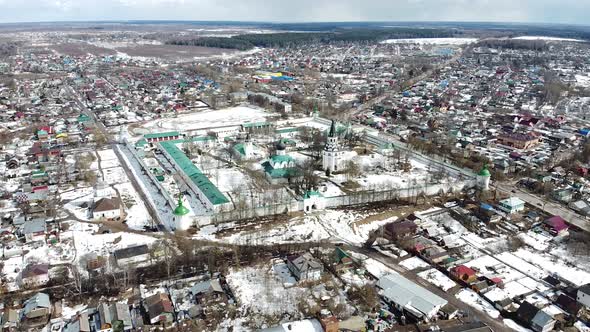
323, 120, 342, 173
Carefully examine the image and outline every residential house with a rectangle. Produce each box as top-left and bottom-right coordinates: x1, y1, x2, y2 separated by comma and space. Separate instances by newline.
543, 216, 569, 236
555, 293, 581, 316
497, 197, 525, 214
577, 284, 590, 308
497, 133, 540, 150
286, 253, 323, 281
190, 279, 228, 305
21, 293, 51, 324
475, 203, 501, 223
21, 219, 46, 242
333, 247, 354, 272
422, 245, 450, 264
383, 219, 418, 241
552, 188, 574, 203
62, 312, 91, 332
569, 200, 590, 216
516, 302, 556, 332
144, 293, 174, 325
21, 264, 50, 287
450, 265, 478, 284
92, 197, 122, 220
2, 308, 19, 330
531, 309, 556, 332
113, 244, 150, 267
98, 302, 132, 331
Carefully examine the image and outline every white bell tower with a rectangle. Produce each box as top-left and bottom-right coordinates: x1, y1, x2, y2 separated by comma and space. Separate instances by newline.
323, 120, 342, 173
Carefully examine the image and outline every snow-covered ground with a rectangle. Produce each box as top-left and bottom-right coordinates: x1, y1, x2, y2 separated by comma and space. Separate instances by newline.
504, 319, 533, 332
67, 222, 156, 257
576, 74, 590, 88
455, 289, 500, 319
195, 210, 395, 246
417, 268, 456, 291
399, 257, 430, 271
226, 260, 351, 325
381, 38, 477, 45
512, 248, 590, 287
139, 106, 273, 135
98, 148, 152, 230
363, 258, 398, 278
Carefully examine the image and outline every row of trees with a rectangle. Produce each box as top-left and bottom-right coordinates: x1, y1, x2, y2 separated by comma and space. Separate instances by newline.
167, 28, 457, 50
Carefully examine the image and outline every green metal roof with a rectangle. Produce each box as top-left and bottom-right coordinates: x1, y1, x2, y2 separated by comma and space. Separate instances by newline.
77, 114, 91, 122
335, 247, 350, 262
242, 122, 270, 128
478, 165, 491, 177
160, 141, 229, 205
262, 161, 299, 179
303, 190, 323, 199
145, 131, 180, 140
31, 171, 48, 178
189, 136, 216, 142
270, 154, 294, 164
135, 138, 148, 148
276, 127, 300, 134
234, 143, 246, 156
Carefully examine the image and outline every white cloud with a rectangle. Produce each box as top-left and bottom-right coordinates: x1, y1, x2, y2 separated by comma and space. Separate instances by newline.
0, 0, 587, 24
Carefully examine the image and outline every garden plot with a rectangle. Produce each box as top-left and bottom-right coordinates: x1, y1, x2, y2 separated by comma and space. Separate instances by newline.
513, 248, 590, 287
102, 166, 127, 185
97, 149, 120, 168
228, 263, 307, 316
495, 252, 547, 280
65, 221, 156, 259
463, 255, 525, 283
1, 240, 76, 291
227, 261, 352, 325
115, 182, 152, 230
455, 289, 501, 319
417, 268, 456, 291
399, 257, 430, 271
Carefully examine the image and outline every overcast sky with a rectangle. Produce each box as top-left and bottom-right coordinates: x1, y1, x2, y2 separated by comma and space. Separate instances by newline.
0, 0, 588, 25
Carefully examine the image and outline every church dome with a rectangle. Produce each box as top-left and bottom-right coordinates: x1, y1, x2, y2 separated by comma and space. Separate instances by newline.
478, 165, 491, 177
276, 140, 287, 151
174, 195, 190, 216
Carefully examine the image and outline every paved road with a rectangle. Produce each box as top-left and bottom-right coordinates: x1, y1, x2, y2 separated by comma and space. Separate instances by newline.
495, 182, 590, 232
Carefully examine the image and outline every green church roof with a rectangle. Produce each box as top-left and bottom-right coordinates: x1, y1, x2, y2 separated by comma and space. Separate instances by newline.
270, 154, 294, 164
478, 165, 491, 177
303, 190, 323, 199
173, 195, 190, 216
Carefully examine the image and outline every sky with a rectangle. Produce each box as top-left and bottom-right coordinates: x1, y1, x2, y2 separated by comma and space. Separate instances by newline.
0, 0, 588, 25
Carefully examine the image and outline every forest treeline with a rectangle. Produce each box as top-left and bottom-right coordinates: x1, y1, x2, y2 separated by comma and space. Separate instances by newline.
166, 28, 457, 50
